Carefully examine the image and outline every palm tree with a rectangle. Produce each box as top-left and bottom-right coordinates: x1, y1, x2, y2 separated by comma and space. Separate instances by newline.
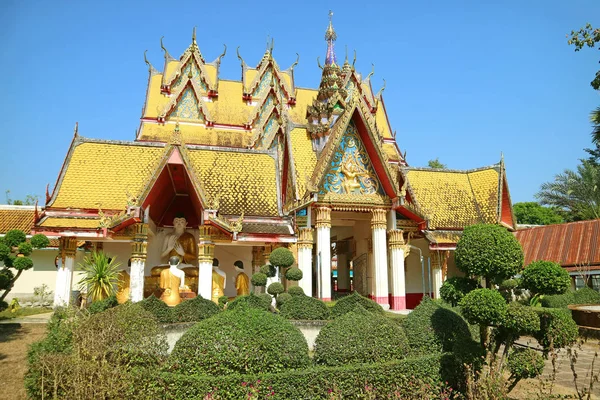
592, 107, 600, 146
78, 251, 121, 302
536, 159, 600, 221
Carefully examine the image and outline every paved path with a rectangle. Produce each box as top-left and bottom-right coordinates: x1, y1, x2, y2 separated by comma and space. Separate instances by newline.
0, 312, 53, 325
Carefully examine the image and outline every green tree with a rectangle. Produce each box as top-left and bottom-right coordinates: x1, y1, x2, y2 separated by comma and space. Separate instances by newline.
4, 190, 39, 206
512, 202, 564, 225
427, 158, 447, 169
536, 159, 600, 221
567, 23, 600, 90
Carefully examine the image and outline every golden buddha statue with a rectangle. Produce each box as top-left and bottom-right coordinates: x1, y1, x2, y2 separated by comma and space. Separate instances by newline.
161, 216, 198, 265
340, 152, 365, 194
116, 270, 130, 304
234, 260, 250, 296
211, 258, 226, 304
160, 256, 185, 307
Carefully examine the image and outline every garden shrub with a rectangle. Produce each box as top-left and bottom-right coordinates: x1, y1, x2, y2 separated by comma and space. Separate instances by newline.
521, 260, 570, 296
269, 247, 295, 269
279, 294, 330, 320
172, 295, 220, 323
275, 292, 292, 307
439, 276, 480, 306
267, 282, 284, 296
507, 348, 545, 388
170, 306, 310, 375
218, 295, 229, 309
330, 291, 384, 318
460, 288, 507, 326
403, 296, 474, 355
88, 294, 119, 314
288, 286, 304, 296
258, 293, 274, 308
541, 291, 575, 308
314, 305, 408, 366
259, 264, 276, 278
500, 303, 540, 336
250, 272, 267, 287
140, 294, 173, 323
285, 267, 303, 281
534, 308, 579, 350
573, 287, 600, 304
226, 292, 271, 312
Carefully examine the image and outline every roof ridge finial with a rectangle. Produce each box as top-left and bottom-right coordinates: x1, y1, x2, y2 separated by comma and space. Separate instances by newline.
325, 10, 337, 65
73, 122, 79, 138
192, 26, 197, 45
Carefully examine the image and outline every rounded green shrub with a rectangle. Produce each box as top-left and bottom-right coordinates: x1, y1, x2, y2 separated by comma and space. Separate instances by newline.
13, 256, 34, 271
460, 288, 507, 326
501, 303, 540, 336
403, 296, 474, 355
285, 267, 303, 281
534, 308, 579, 350
88, 295, 118, 315
541, 291, 575, 308
508, 348, 544, 380
455, 224, 524, 284
280, 294, 330, 320
0, 268, 14, 290
276, 292, 292, 307
227, 293, 271, 311
170, 307, 310, 375
573, 287, 600, 304
288, 286, 305, 296
30, 234, 50, 249
330, 292, 384, 318
440, 276, 480, 306
172, 295, 220, 323
4, 229, 26, 247
314, 305, 408, 366
218, 295, 229, 309
251, 272, 267, 287
0, 243, 10, 260
267, 282, 284, 296
0, 300, 7, 312
18, 242, 33, 256
140, 294, 173, 323
269, 247, 295, 269
258, 293, 274, 307
260, 264, 276, 278
521, 261, 570, 296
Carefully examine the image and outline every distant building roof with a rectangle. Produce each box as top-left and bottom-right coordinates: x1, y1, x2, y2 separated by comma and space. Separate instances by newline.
0, 205, 35, 234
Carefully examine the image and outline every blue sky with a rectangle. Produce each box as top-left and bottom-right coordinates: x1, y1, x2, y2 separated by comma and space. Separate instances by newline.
0, 0, 598, 204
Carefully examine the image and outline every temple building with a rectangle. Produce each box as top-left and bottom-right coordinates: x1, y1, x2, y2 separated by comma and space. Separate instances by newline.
5, 16, 516, 310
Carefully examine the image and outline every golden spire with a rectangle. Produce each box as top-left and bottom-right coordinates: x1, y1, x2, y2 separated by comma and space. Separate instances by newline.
325, 10, 337, 42
192, 26, 197, 45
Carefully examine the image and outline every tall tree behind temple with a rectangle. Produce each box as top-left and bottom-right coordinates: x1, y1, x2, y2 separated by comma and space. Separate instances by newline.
513, 202, 564, 225
427, 158, 447, 169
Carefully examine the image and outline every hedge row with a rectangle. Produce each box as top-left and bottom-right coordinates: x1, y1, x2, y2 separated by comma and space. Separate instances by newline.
542, 287, 600, 309
139, 294, 220, 323
128, 354, 447, 399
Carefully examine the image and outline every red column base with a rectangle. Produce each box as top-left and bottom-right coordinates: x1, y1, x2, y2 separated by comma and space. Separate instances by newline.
389, 296, 406, 310
321, 297, 332, 302
374, 296, 389, 306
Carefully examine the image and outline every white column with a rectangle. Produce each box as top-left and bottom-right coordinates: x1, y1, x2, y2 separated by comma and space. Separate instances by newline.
297, 227, 314, 296
433, 267, 443, 299
372, 209, 389, 310
388, 229, 407, 310
53, 237, 77, 308
315, 206, 332, 301
431, 251, 448, 300
129, 223, 148, 303
198, 226, 215, 301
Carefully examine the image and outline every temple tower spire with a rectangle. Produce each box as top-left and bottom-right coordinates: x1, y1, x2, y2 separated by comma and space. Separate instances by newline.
325, 10, 337, 65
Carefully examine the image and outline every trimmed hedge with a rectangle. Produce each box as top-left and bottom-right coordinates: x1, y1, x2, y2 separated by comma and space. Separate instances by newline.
140, 294, 173, 323
439, 276, 480, 307
227, 293, 271, 312
330, 292, 384, 318
508, 348, 544, 380
573, 287, 600, 304
130, 354, 447, 399
521, 260, 570, 296
88, 295, 119, 315
288, 286, 304, 296
172, 295, 220, 323
279, 295, 330, 320
170, 307, 309, 375
251, 272, 267, 287
267, 282, 285, 296
534, 308, 579, 350
314, 305, 408, 366
460, 288, 507, 326
276, 293, 292, 307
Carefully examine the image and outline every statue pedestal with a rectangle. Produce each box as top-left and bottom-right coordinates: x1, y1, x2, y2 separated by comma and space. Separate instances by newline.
179, 289, 197, 300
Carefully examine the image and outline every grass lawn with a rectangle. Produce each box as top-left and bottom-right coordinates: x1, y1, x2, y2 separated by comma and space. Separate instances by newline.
0, 307, 52, 321
0, 323, 47, 400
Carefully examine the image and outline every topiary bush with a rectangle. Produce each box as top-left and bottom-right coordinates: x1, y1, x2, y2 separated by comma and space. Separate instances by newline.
276, 292, 292, 307
521, 261, 570, 296
460, 288, 507, 327
507, 348, 545, 391
330, 292, 384, 318
280, 294, 330, 320
269, 247, 295, 269
170, 306, 310, 375
314, 305, 408, 366
251, 272, 267, 288
140, 294, 173, 323
227, 293, 271, 312
573, 287, 600, 304
439, 276, 480, 306
285, 267, 303, 281
267, 282, 284, 297
88, 295, 119, 315
534, 308, 579, 351
455, 224, 524, 284
260, 264, 276, 278
172, 295, 220, 323
541, 291, 576, 308
288, 286, 305, 296
218, 295, 229, 310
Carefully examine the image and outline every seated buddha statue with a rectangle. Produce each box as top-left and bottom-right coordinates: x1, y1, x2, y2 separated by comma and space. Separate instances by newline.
161, 216, 198, 266
160, 256, 185, 307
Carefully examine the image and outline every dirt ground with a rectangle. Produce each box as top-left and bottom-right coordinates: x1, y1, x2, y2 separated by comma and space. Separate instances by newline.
0, 324, 47, 400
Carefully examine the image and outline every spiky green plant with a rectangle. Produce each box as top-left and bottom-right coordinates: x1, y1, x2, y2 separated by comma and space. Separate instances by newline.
78, 251, 121, 302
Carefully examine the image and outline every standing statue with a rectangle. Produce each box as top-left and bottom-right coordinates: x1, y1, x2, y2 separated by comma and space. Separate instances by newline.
161, 216, 198, 265
234, 260, 250, 296
211, 258, 226, 304
116, 269, 130, 304
160, 256, 186, 306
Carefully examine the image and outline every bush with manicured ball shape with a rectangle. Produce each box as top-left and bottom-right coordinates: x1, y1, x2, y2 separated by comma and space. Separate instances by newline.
508, 347, 544, 390
251, 272, 267, 287
521, 260, 570, 296
4, 230, 26, 247
501, 303, 540, 336
13, 256, 34, 271
30, 234, 50, 249
285, 267, 303, 281
440, 276, 480, 306
267, 282, 284, 296
455, 224, 524, 284
534, 308, 578, 350
0, 243, 10, 260
269, 247, 295, 269
280, 295, 330, 320
330, 292, 384, 318
139, 294, 173, 323
259, 264, 276, 278
18, 242, 33, 257
0, 268, 14, 290
227, 293, 271, 311
460, 288, 507, 326
172, 296, 220, 323
288, 286, 305, 296
276, 292, 292, 307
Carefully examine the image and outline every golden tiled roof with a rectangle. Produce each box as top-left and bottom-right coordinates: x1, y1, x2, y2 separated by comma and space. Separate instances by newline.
40, 217, 101, 229
289, 127, 317, 197
204, 64, 217, 86
288, 88, 317, 124
164, 60, 179, 83
144, 74, 167, 119
425, 230, 462, 244
139, 122, 253, 146
205, 80, 251, 125
51, 140, 164, 210
382, 142, 399, 161
187, 149, 279, 216
405, 166, 500, 229
374, 102, 393, 139
0, 207, 35, 234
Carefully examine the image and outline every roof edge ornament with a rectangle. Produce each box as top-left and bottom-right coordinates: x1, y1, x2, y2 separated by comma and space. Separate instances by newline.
236, 46, 247, 68
144, 50, 159, 76
214, 44, 227, 65
160, 36, 176, 62
288, 53, 300, 71
73, 122, 78, 138
365, 63, 375, 82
